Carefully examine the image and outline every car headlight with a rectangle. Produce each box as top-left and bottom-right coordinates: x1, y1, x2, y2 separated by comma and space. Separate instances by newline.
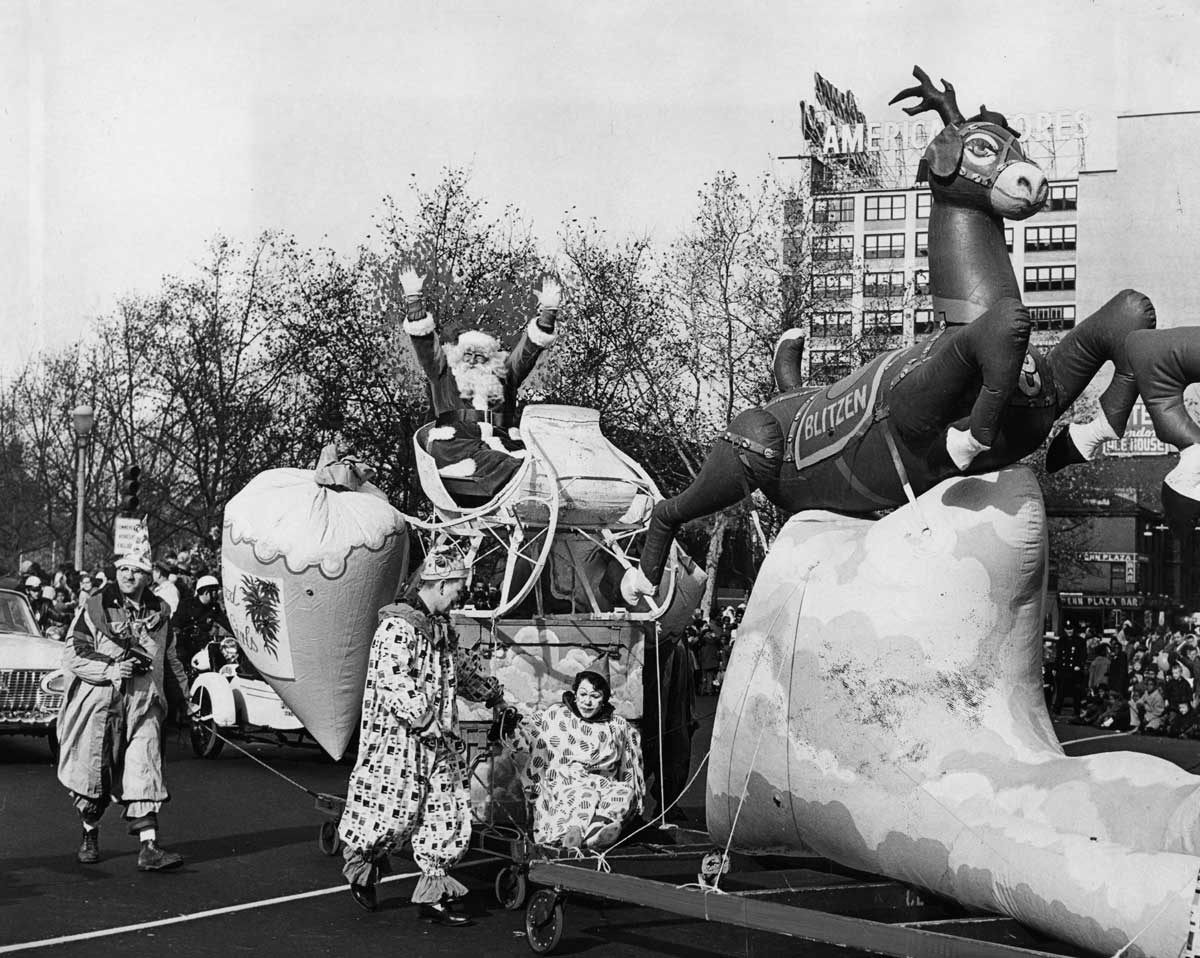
40, 670, 67, 694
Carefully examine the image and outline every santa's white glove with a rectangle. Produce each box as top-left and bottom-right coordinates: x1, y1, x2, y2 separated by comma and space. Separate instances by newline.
537, 279, 562, 312
620, 566, 656, 607
945, 426, 990, 471
398, 269, 425, 300
399, 269, 431, 328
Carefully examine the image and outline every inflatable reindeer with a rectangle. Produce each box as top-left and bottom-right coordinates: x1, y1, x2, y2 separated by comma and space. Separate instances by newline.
623, 66, 1200, 605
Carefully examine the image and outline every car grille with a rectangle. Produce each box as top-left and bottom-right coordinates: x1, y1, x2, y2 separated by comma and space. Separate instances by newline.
0, 669, 62, 722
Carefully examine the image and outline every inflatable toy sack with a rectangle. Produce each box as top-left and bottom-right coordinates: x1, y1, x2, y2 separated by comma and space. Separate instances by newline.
222, 446, 409, 759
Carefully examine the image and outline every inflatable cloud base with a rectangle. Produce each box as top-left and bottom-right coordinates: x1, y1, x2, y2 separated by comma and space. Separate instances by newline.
708, 467, 1200, 958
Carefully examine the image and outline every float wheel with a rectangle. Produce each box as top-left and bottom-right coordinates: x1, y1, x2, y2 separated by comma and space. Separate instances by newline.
495, 865, 527, 909
318, 820, 341, 856
525, 889, 564, 954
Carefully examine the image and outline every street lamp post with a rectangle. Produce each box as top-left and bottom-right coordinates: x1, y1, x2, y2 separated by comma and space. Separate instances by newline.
70, 405, 95, 572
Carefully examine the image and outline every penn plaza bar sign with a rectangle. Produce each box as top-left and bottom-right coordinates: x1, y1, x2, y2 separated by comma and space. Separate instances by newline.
799, 72, 1089, 157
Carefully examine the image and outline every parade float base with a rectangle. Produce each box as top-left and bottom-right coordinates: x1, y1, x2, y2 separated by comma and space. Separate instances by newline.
516, 836, 1090, 957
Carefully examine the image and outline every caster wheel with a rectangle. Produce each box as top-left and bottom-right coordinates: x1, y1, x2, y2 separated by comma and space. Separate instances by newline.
524, 888, 564, 954
318, 819, 341, 856
495, 865, 527, 910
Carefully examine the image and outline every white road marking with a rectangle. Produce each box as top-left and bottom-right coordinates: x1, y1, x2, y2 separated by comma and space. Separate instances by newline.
0, 860, 491, 953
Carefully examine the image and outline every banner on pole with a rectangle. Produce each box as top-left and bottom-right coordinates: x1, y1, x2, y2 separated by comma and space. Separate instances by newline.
113, 517, 149, 557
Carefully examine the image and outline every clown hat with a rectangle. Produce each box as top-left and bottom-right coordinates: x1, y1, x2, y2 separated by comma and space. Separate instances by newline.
577, 650, 613, 691
420, 547, 469, 582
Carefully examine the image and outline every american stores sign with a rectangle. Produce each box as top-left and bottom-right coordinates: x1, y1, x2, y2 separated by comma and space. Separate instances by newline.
800, 72, 1090, 157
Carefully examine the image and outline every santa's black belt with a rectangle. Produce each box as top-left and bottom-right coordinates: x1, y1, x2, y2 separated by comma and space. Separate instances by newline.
436, 409, 512, 428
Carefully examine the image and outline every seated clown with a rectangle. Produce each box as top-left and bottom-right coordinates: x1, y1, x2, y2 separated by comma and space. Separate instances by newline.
400, 270, 561, 507
500, 656, 644, 850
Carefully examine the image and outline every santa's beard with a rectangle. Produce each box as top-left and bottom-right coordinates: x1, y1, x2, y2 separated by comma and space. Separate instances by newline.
446, 341, 508, 410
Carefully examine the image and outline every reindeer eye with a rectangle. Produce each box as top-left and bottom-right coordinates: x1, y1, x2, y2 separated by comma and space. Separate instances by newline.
964, 134, 999, 158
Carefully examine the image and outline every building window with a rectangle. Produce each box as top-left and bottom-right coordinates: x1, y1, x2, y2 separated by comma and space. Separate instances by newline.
1005, 228, 1014, 252
1028, 304, 1077, 331
810, 311, 853, 338
814, 235, 855, 262
914, 269, 930, 295
914, 308, 936, 335
813, 273, 854, 299
863, 233, 904, 260
1048, 184, 1078, 212
810, 349, 852, 382
916, 193, 931, 219
915, 231, 929, 257
862, 310, 904, 335
1024, 265, 1076, 292
865, 195, 906, 221
864, 270, 904, 297
814, 196, 855, 223
1025, 225, 1077, 252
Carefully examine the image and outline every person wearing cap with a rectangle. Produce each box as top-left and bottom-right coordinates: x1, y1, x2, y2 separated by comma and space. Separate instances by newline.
23, 574, 43, 604
22, 576, 47, 627
55, 548, 190, 871
338, 548, 506, 924
499, 655, 644, 851
172, 573, 231, 666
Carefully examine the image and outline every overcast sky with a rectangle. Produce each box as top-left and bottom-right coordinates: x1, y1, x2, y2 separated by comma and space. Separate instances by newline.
2, 0, 1197, 377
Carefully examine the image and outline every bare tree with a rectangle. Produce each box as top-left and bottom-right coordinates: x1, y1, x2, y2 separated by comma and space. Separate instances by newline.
659, 172, 804, 610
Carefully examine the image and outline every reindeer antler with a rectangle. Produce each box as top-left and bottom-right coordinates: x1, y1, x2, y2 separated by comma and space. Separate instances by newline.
889, 65, 965, 127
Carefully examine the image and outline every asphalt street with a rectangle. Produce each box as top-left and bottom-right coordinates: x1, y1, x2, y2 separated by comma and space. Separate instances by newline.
0, 708, 1191, 958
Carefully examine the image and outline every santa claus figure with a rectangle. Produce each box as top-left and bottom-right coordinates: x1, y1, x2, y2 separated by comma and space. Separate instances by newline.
401, 271, 561, 505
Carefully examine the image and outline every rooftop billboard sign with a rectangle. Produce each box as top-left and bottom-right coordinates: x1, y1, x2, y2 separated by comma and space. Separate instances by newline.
799, 72, 1089, 160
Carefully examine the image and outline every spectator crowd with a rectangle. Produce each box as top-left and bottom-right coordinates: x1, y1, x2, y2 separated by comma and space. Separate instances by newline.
681, 602, 745, 697
1045, 619, 1200, 738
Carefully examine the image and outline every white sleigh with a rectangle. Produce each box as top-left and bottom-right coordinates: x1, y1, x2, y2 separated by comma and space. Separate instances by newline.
406, 404, 684, 621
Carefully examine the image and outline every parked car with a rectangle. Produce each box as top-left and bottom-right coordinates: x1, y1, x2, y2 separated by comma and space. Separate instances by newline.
188, 636, 311, 758
0, 587, 66, 758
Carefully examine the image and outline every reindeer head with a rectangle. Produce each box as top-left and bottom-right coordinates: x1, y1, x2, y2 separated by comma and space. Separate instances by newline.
890, 66, 1048, 220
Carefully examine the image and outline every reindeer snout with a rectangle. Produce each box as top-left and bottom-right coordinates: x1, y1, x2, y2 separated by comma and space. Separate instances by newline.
991, 162, 1049, 220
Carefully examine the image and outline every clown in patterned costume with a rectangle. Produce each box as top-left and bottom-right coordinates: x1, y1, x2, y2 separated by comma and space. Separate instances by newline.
501, 656, 644, 850
400, 269, 561, 506
338, 550, 504, 925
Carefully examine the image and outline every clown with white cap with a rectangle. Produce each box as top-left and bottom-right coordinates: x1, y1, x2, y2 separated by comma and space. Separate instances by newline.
56, 542, 190, 871
338, 546, 506, 923
400, 269, 561, 506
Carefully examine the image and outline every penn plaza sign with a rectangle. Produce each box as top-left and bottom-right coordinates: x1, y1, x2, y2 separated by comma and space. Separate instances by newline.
799, 72, 1090, 157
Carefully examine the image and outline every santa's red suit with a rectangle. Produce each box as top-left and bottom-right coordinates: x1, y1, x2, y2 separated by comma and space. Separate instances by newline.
402, 273, 559, 505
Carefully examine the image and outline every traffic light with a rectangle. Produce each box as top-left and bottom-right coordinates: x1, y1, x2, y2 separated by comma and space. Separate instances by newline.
120, 465, 142, 516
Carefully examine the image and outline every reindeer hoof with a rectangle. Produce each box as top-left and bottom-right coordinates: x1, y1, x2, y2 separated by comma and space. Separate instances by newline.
1045, 426, 1086, 473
